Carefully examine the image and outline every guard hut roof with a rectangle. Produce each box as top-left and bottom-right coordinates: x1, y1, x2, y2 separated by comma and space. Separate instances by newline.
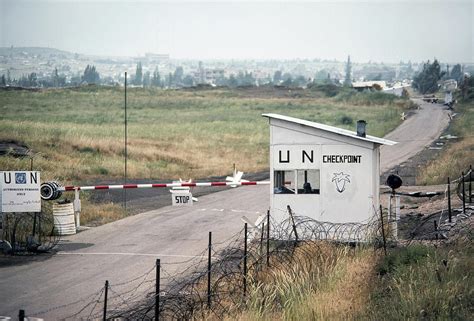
262, 113, 397, 146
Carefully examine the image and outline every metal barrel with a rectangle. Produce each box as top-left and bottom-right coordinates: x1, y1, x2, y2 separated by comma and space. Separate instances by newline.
53, 202, 76, 235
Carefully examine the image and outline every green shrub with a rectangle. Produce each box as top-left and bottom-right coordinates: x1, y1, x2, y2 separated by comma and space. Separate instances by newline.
377, 245, 433, 275
337, 114, 354, 125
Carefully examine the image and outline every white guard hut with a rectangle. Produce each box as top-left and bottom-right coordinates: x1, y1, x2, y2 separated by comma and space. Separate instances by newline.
263, 113, 396, 225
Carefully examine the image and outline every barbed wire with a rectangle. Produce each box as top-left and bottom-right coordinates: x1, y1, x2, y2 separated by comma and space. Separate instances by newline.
9, 169, 473, 320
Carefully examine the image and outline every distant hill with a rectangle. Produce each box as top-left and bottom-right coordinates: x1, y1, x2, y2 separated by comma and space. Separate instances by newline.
0, 46, 75, 58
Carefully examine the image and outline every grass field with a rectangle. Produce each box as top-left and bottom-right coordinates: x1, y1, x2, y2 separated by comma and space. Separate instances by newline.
0, 85, 412, 185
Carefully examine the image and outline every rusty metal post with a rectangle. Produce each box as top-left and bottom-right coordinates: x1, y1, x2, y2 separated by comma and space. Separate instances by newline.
243, 223, 248, 298
266, 210, 270, 267
260, 223, 265, 265
448, 177, 452, 223
124, 72, 128, 211
287, 205, 299, 242
103, 280, 109, 321
462, 172, 466, 214
207, 231, 212, 309
469, 165, 472, 203
155, 259, 160, 321
379, 205, 387, 256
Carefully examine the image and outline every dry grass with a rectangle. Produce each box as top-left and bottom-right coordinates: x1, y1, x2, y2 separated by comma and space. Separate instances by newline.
79, 198, 127, 226
222, 243, 379, 321
219, 240, 473, 321
0, 86, 410, 185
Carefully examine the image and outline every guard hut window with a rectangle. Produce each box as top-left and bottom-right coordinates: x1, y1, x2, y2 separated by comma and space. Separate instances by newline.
274, 170, 320, 194
274, 170, 296, 194
297, 169, 320, 194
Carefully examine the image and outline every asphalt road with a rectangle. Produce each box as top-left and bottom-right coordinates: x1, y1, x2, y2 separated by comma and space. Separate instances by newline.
380, 98, 450, 173
0, 99, 450, 319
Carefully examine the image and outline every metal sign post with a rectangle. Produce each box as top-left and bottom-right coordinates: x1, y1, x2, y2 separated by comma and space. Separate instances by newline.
1, 171, 41, 213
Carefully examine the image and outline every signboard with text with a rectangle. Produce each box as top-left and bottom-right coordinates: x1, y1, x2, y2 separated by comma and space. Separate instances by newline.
0, 171, 41, 212
171, 190, 193, 206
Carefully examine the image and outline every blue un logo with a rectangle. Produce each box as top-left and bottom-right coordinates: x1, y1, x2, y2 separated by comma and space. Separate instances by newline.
15, 173, 27, 184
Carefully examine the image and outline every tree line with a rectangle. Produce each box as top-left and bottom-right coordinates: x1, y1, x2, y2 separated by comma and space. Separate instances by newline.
1, 59, 471, 92
412, 59, 468, 94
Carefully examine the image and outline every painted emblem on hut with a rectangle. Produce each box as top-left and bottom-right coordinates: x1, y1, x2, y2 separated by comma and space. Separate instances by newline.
331, 172, 351, 193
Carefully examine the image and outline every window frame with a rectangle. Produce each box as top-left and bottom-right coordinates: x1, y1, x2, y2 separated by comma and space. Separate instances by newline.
274, 169, 320, 195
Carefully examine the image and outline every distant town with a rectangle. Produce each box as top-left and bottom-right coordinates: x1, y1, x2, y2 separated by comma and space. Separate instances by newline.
0, 46, 472, 91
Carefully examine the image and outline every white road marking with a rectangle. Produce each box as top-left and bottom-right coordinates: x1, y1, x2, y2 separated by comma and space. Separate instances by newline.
57, 252, 212, 259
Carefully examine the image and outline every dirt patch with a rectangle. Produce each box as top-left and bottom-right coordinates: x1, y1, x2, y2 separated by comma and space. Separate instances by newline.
0, 139, 32, 157
380, 184, 471, 241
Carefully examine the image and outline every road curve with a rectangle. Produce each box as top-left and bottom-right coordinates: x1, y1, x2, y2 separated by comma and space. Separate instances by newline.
0, 98, 451, 319
380, 98, 450, 173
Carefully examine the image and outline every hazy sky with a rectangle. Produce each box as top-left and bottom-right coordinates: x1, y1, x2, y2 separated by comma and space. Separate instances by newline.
1, 0, 472, 62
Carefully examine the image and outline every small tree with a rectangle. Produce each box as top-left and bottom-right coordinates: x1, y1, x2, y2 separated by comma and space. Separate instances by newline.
28, 73, 38, 87
228, 74, 238, 87
82, 65, 100, 84
143, 71, 151, 87
173, 66, 184, 85
412, 59, 445, 94
450, 64, 463, 83
134, 62, 143, 86
344, 55, 352, 86
0, 74, 6, 87
273, 70, 282, 84
182, 74, 194, 87
151, 67, 161, 87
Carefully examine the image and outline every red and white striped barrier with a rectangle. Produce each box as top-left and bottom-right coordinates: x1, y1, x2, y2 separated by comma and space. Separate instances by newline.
40, 180, 270, 200
61, 181, 270, 191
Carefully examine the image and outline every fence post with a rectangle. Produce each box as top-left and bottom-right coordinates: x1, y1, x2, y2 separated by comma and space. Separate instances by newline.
260, 223, 265, 268
38, 212, 42, 244
207, 231, 212, 309
462, 172, 466, 214
266, 210, 270, 267
155, 259, 160, 321
103, 280, 109, 321
434, 220, 439, 240
287, 205, 299, 242
448, 177, 452, 223
469, 165, 472, 203
19, 309, 25, 321
243, 222, 248, 298
379, 205, 387, 256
